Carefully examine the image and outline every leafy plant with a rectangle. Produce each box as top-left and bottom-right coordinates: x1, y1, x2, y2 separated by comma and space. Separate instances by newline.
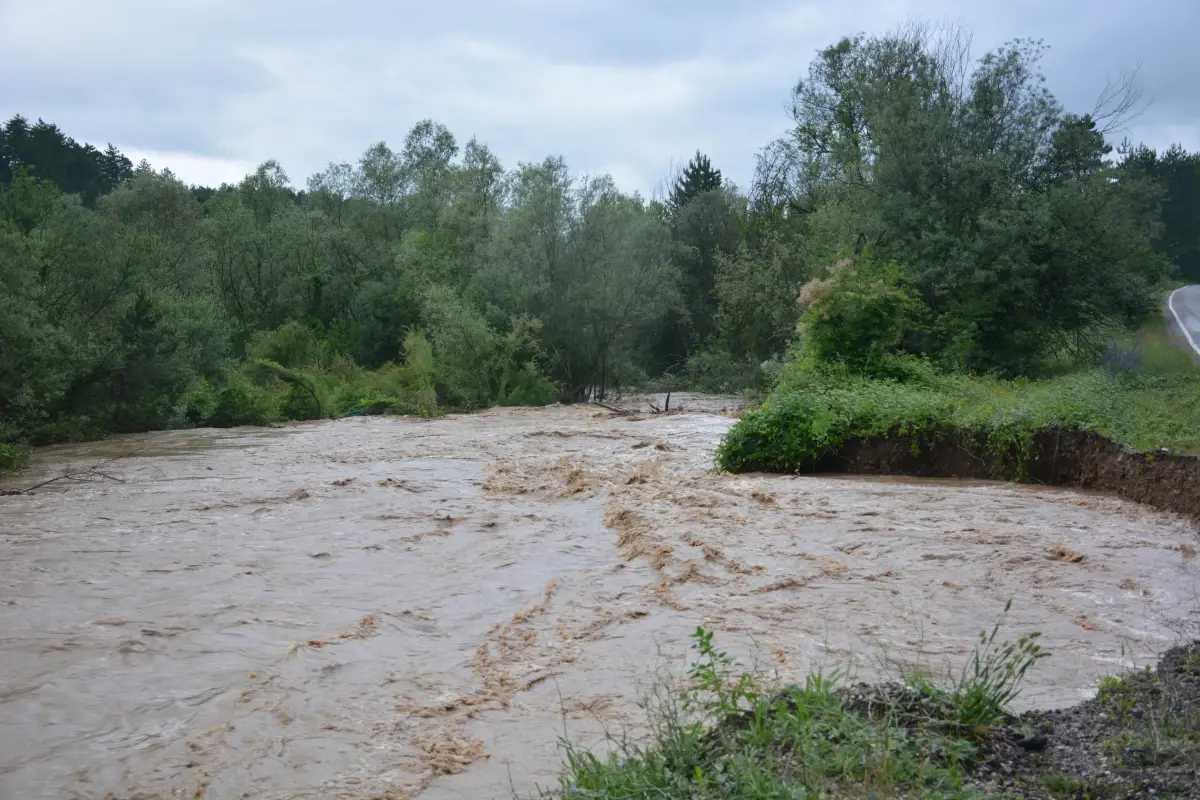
943, 600, 1048, 734
0, 442, 28, 475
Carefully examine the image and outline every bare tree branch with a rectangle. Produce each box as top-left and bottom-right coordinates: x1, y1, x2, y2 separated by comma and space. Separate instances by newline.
1, 450, 139, 496
1092, 65, 1153, 136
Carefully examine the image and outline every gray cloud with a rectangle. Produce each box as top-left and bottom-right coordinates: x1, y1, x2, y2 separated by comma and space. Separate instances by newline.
1, 0, 1195, 193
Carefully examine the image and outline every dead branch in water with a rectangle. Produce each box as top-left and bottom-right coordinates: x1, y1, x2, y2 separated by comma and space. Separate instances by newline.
1, 450, 138, 496
594, 401, 634, 415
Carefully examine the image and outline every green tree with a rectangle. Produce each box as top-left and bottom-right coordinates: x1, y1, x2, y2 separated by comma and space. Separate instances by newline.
668, 151, 723, 216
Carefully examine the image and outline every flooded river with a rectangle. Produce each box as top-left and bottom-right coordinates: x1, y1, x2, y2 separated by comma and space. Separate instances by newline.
2, 397, 1198, 798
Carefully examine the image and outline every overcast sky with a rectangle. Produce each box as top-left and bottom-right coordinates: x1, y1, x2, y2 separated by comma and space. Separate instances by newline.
2, 0, 1197, 196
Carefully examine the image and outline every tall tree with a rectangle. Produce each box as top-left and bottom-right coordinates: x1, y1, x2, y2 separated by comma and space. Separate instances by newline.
1121, 143, 1200, 282
668, 151, 723, 216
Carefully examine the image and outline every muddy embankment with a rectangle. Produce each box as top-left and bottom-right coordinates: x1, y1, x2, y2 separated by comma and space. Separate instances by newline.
1, 395, 1198, 799
820, 428, 1200, 520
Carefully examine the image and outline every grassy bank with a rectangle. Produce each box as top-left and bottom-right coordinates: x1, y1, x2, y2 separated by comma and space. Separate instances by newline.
715, 334, 1200, 479
539, 618, 1200, 799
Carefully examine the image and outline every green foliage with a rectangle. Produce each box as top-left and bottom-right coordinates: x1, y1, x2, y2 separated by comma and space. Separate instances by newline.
759, 28, 1171, 375
543, 622, 1053, 798
911, 600, 1049, 737
668, 151, 723, 217
681, 349, 772, 395
0, 442, 28, 475
208, 373, 278, 427
717, 358, 1200, 474
247, 360, 333, 421
500, 364, 558, 407
710, 231, 808, 364
6, 30, 1200, 453
249, 322, 329, 369
1, 115, 133, 205
796, 249, 927, 375
1121, 143, 1200, 282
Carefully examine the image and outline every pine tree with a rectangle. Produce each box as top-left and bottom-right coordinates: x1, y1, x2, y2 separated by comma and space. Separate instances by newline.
100, 144, 134, 192
669, 151, 722, 215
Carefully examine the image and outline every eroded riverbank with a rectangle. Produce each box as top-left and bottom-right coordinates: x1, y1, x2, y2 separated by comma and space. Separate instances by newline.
2, 400, 1198, 798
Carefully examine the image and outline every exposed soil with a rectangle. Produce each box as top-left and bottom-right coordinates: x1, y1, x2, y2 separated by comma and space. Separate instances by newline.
973, 640, 1200, 797
804, 640, 1200, 798
823, 427, 1200, 520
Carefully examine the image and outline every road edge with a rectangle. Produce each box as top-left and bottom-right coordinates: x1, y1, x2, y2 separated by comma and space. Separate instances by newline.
1167, 286, 1200, 358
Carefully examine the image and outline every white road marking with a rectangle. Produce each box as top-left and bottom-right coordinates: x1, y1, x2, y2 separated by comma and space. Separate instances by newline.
1167, 286, 1200, 357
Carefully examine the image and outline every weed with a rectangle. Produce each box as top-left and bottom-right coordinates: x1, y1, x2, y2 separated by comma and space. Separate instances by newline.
539, 616, 1047, 798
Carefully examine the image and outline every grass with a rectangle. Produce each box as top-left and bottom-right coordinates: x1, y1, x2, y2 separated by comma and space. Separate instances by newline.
1095, 654, 1200, 771
715, 332, 1200, 475
538, 609, 1045, 799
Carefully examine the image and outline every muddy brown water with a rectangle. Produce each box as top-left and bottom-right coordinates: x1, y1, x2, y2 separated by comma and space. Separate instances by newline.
2, 396, 1198, 799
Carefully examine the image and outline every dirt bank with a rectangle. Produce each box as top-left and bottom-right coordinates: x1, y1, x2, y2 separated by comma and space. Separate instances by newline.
822, 427, 1200, 519
972, 638, 1200, 797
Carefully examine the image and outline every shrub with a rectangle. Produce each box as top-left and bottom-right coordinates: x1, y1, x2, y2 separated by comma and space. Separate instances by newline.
500, 364, 558, 406
0, 442, 28, 475
248, 321, 329, 368
546, 619, 1043, 798
796, 248, 927, 376
682, 349, 768, 394
209, 372, 278, 427
179, 378, 220, 426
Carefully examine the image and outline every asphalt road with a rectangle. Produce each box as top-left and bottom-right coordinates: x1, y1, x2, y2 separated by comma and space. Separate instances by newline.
1167, 285, 1200, 358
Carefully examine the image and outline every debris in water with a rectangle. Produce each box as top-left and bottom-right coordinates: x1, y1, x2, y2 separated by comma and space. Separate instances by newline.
411, 726, 489, 776
750, 488, 777, 504
751, 577, 807, 594
1048, 542, 1086, 563
338, 614, 379, 640
378, 477, 421, 492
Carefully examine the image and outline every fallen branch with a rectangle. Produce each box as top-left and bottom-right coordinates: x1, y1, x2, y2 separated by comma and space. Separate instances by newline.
594, 401, 634, 415
1, 451, 136, 496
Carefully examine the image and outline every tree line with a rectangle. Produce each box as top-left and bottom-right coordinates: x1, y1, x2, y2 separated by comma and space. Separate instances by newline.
2, 22, 1199, 452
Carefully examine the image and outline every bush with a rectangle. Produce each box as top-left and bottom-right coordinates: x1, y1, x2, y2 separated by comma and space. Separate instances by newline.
180, 379, 220, 426
424, 286, 500, 408
500, 364, 558, 406
209, 372, 278, 427
909, 600, 1049, 737
249, 321, 329, 368
796, 248, 927, 376
0, 442, 28, 475
682, 349, 769, 394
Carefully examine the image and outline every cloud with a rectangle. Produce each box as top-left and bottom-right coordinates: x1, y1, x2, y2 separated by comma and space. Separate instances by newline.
1, 0, 1196, 194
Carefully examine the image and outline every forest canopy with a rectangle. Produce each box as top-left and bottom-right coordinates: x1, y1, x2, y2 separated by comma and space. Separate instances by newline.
2, 22, 1198, 459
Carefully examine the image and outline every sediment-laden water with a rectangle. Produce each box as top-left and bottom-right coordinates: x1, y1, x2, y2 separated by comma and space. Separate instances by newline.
2, 396, 1196, 798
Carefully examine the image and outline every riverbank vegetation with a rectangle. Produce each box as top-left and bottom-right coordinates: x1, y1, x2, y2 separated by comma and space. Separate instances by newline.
699, 24, 1200, 484
3, 20, 1200, 476
539, 621, 1200, 798
546, 21, 1200, 796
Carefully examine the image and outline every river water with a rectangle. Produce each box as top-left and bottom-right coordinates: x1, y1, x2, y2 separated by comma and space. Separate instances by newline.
2, 397, 1197, 799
